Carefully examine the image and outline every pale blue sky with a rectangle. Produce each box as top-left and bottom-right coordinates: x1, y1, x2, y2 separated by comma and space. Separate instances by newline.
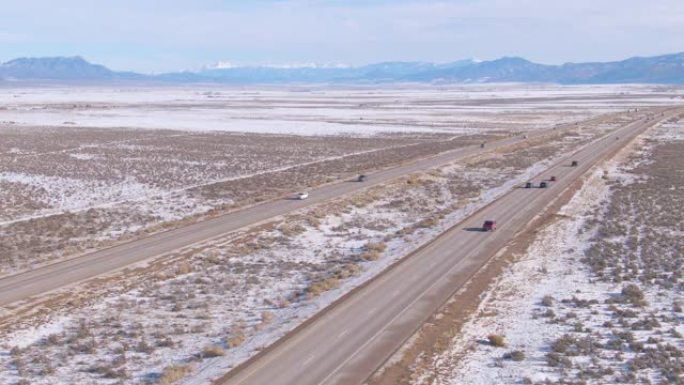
1, 0, 682, 73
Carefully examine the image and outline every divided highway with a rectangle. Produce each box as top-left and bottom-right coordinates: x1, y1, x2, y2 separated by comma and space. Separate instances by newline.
0, 118, 602, 307
217, 110, 680, 385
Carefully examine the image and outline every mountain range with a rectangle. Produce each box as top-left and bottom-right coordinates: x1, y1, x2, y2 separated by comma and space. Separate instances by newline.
1, 53, 684, 84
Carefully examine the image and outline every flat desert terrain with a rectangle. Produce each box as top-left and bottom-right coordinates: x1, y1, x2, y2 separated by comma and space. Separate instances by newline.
1, 84, 683, 385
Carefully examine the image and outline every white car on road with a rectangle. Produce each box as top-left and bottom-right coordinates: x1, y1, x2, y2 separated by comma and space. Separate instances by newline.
296, 192, 309, 200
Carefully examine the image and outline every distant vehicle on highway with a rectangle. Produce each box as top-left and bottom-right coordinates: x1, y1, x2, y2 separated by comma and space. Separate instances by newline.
549, 176, 557, 182
296, 192, 309, 200
539, 181, 548, 188
480, 143, 486, 148
525, 182, 533, 188
357, 174, 368, 182
482, 220, 497, 232
571, 160, 579, 167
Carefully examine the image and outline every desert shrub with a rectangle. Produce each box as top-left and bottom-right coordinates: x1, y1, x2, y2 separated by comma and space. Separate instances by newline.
551, 334, 598, 357
261, 311, 275, 324
157, 337, 175, 348
334, 263, 361, 279
279, 223, 306, 237
365, 242, 387, 253
359, 242, 387, 260
630, 316, 660, 330
45, 333, 62, 346
406, 175, 422, 185
305, 215, 321, 228
176, 262, 193, 276
551, 335, 575, 353
614, 330, 635, 342
277, 296, 292, 308
306, 276, 340, 297
613, 308, 638, 318
202, 345, 225, 358
350, 195, 372, 208
157, 364, 193, 385
565, 296, 598, 308
546, 352, 571, 368
135, 339, 155, 354
621, 284, 646, 306
9, 346, 22, 357
91, 365, 128, 379
541, 295, 554, 307
416, 217, 438, 228
504, 350, 526, 361
673, 302, 683, 313
227, 334, 245, 348
488, 334, 506, 347
226, 321, 246, 349
360, 250, 381, 261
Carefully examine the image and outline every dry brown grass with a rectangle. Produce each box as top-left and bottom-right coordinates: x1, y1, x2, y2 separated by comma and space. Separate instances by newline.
201, 345, 225, 358
488, 334, 506, 347
261, 311, 275, 324
306, 276, 340, 297
157, 364, 193, 385
175, 262, 193, 276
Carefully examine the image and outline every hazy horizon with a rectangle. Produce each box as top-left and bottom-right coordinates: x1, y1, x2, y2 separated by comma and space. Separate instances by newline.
1, 0, 683, 73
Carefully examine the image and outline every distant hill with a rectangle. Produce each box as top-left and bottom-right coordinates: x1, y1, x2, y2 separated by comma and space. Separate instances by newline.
0, 56, 142, 81
554, 52, 684, 84
2, 53, 684, 84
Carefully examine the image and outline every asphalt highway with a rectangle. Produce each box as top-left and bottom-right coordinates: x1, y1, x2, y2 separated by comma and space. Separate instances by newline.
216, 110, 679, 385
0, 117, 596, 307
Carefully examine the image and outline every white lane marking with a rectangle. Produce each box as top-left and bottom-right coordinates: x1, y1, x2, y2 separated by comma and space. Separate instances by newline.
337, 329, 349, 340
301, 353, 316, 367
368, 307, 378, 315
392, 289, 401, 297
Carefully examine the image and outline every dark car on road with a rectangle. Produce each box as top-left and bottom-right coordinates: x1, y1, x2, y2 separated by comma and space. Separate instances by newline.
482, 220, 497, 231
357, 174, 368, 182
540, 181, 548, 188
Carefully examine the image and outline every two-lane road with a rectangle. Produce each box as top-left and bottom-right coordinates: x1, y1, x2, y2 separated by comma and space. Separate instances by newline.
217, 110, 680, 385
0, 117, 603, 307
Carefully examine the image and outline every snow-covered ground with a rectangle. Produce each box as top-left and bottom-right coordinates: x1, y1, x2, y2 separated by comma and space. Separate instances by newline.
0, 142, 413, 226
1, 86, 680, 384
0, 124, 606, 385
1, 126, 461, 276
412, 118, 684, 385
1, 86, 655, 278
1, 84, 681, 135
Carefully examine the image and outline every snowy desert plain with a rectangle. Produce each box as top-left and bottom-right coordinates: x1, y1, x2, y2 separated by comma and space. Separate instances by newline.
0, 84, 683, 385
